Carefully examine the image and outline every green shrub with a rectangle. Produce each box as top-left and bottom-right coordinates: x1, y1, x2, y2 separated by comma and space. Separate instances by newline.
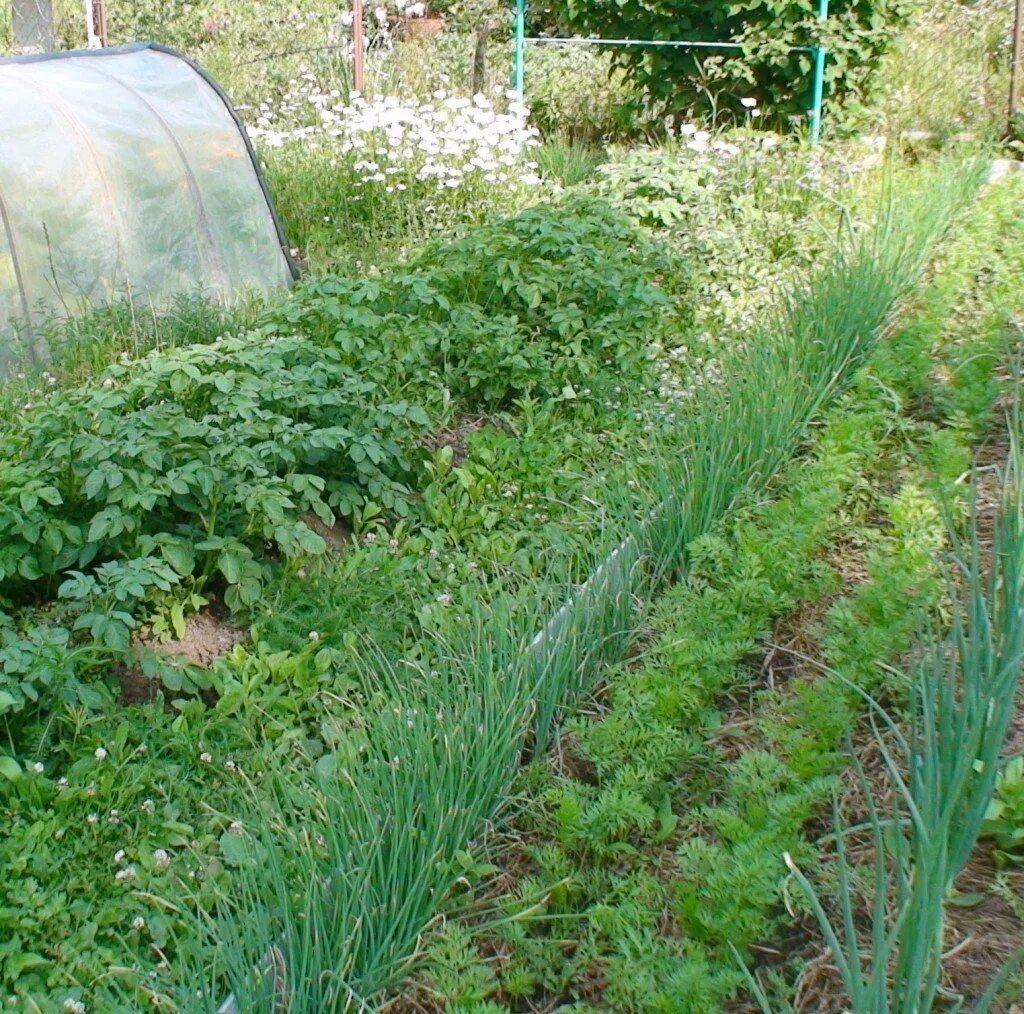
588, 137, 825, 335
0, 198, 679, 726
273, 196, 685, 409
524, 44, 638, 141
560, 0, 915, 129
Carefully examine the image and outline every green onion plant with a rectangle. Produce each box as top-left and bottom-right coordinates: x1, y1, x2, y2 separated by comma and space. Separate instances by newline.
785, 396, 1024, 1012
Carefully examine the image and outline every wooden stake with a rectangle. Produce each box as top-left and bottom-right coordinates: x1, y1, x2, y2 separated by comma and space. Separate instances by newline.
1011, 0, 1024, 128
96, 0, 108, 46
84, 0, 107, 47
352, 0, 366, 94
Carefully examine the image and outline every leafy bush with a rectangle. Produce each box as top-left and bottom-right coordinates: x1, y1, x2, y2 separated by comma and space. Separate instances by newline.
272, 196, 684, 409
0, 198, 678, 725
560, 0, 915, 129
589, 134, 824, 334
524, 44, 638, 142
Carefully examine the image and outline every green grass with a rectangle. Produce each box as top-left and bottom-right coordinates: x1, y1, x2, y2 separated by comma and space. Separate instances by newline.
535, 138, 608, 188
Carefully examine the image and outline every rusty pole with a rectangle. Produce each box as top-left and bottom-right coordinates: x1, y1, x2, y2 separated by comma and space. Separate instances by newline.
96, 0, 108, 46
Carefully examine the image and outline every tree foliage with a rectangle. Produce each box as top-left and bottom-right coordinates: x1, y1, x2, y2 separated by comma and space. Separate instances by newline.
560, 0, 916, 129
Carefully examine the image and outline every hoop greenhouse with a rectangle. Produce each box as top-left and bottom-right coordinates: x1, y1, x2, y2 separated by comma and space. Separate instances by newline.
0, 42, 295, 374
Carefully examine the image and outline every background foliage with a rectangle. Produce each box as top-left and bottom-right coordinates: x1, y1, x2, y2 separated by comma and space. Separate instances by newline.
560, 0, 917, 129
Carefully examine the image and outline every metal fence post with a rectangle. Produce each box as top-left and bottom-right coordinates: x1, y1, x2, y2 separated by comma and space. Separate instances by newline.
809, 0, 829, 145
514, 0, 526, 101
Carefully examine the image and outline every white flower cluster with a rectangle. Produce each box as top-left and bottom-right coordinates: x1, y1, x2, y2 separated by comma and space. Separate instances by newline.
250, 71, 344, 145
678, 121, 779, 158
337, 91, 541, 193
335, 0, 425, 34
249, 85, 542, 197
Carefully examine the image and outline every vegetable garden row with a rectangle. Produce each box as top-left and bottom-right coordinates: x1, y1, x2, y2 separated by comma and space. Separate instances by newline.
2, 141, 1024, 1007
2, 74, 1024, 1011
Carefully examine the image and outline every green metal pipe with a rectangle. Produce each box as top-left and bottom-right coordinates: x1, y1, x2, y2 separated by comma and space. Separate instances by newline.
809, 0, 829, 145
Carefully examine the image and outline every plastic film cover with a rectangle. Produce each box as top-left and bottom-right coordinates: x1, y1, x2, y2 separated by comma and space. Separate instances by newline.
0, 44, 294, 371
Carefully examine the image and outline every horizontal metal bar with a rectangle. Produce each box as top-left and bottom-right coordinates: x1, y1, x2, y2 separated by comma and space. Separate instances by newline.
524, 36, 814, 53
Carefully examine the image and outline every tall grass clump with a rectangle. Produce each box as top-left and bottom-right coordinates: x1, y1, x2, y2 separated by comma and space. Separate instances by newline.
634, 158, 986, 588
785, 400, 1024, 1012
168, 160, 984, 1012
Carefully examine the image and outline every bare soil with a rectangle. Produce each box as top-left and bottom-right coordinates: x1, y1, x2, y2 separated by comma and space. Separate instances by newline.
121, 609, 247, 704
423, 415, 493, 466
299, 511, 353, 552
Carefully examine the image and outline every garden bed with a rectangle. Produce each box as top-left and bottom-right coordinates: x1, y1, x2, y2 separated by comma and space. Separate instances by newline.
0, 24, 1019, 1005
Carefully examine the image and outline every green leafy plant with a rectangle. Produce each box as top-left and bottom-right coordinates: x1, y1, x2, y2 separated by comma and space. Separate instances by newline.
788, 406, 1024, 1012
560, 0, 915, 129
0, 199, 671, 727
982, 755, 1024, 857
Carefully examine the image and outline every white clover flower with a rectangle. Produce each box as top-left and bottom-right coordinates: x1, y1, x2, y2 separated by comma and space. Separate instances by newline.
740, 97, 758, 108
132, 916, 146, 931
32, 761, 43, 773
62, 1000, 86, 1014
153, 849, 171, 871
86, 813, 98, 825
140, 798, 155, 815
308, 630, 320, 642
115, 865, 137, 883
199, 752, 213, 763
94, 747, 107, 761
436, 593, 454, 607
57, 777, 69, 791
114, 849, 126, 863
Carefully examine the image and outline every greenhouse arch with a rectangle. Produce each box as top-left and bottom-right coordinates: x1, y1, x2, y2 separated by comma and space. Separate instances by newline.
0, 42, 296, 372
